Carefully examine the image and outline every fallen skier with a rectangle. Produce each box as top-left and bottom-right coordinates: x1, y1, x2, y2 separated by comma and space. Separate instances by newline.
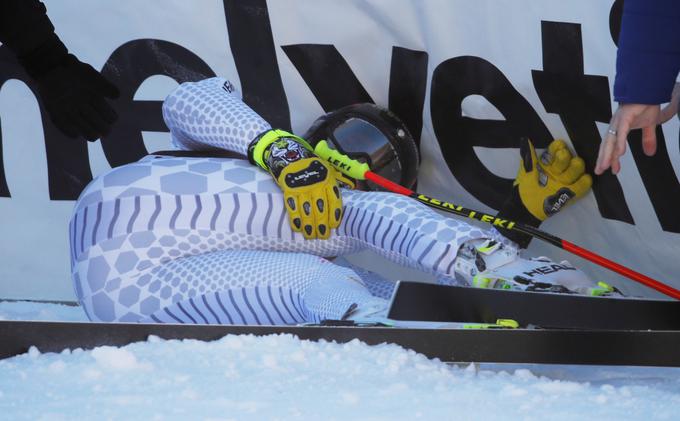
69, 77, 606, 325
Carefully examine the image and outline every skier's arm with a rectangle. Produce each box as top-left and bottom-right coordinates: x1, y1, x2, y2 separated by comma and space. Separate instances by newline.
162, 77, 355, 240
0, 0, 119, 141
162, 78, 271, 156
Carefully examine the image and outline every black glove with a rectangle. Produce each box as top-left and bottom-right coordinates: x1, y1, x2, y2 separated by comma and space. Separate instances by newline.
34, 54, 119, 141
0, 1, 120, 141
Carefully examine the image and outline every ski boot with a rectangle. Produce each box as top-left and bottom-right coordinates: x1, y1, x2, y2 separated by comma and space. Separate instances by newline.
453, 239, 623, 297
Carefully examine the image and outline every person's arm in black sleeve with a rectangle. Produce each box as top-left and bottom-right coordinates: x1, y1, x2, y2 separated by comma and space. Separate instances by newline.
0, 0, 119, 141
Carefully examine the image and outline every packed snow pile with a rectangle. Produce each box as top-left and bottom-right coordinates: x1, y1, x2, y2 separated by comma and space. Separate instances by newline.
1, 329, 679, 420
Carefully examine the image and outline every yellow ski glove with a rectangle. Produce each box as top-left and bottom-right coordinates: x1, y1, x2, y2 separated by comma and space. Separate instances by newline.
497, 138, 592, 248
248, 129, 354, 240
516, 138, 592, 221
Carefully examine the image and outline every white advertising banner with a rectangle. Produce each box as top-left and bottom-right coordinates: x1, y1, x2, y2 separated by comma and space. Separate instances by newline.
0, 0, 677, 300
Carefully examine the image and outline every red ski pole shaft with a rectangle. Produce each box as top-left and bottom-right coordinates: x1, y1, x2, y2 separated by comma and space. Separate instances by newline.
562, 241, 680, 300
366, 172, 680, 300
314, 141, 680, 300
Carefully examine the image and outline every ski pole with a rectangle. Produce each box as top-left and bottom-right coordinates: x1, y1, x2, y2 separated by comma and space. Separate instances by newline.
314, 140, 680, 301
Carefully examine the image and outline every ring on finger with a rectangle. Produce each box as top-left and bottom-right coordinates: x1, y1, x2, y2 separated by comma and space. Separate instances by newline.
607, 128, 617, 136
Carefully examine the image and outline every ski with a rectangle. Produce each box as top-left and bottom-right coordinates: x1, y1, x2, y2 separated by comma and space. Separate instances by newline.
3, 283, 680, 366
1, 319, 680, 367
388, 282, 680, 330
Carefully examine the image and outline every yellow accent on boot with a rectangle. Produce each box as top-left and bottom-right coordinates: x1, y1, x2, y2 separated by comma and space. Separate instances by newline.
463, 319, 519, 329
475, 239, 501, 255
496, 319, 519, 328
589, 281, 615, 296
472, 275, 492, 288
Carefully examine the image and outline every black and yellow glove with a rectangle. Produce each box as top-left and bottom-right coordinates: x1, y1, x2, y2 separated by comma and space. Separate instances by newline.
498, 138, 592, 247
517, 138, 592, 220
248, 129, 354, 240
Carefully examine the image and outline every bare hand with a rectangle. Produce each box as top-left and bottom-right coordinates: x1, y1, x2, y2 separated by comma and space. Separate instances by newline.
596, 83, 680, 176
594, 103, 660, 175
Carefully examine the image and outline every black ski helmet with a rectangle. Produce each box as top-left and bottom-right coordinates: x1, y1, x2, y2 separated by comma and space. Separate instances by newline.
304, 103, 419, 191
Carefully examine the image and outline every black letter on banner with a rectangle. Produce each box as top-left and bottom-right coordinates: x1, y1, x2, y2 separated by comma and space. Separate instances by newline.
627, 127, 680, 233
100, 39, 215, 168
389, 47, 428, 147
532, 21, 634, 225
282, 44, 373, 111
430, 56, 552, 209
283, 45, 428, 147
0, 46, 91, 200
0, 118, 9, 197
609, 0, 624, 46
223, 0, 290, 130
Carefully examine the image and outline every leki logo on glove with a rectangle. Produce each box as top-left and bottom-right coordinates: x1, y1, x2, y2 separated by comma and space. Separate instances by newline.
284, 161, 327, 188
544, 188, 575, 216
292, 170, 320, 182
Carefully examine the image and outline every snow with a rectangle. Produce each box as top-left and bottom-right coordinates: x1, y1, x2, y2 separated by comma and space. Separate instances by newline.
1, 301, 680, 420
0, 301, 86, 322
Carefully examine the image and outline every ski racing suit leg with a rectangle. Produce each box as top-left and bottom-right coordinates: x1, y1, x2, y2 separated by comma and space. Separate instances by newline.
69, 153, 494, 323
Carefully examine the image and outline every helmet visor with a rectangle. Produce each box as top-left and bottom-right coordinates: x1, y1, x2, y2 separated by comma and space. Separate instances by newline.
330, 118, 402, 185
